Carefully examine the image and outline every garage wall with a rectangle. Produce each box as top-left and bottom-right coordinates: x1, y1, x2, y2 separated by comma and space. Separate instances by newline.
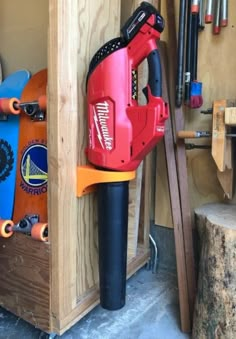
0, 0, 48, 77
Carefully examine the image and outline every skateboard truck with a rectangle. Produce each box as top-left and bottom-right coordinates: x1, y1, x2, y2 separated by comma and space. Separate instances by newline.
12, 214, 40, 233
19, 98, 46, 121
0, 214, 48, 242
0, 94, 47, 121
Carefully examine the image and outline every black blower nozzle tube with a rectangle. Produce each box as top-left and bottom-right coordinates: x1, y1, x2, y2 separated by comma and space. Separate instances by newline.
97, 181, 129, 310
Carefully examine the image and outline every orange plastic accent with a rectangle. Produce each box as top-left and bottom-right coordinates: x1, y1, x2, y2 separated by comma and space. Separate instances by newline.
77, 165, 136, 197
0, 219, 14, 238
38, 94, 47, 111
31, 222, 48, 242
0, 98, 20, 115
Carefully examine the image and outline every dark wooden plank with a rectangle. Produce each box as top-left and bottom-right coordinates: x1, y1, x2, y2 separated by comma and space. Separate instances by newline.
159, 41, 191, 332
165, 0, 196, 325
0, 233, 51, 332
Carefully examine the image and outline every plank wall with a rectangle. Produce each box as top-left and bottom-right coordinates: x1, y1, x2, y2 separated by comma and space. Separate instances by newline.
48, 0, 151, 333
0, 0, 151, 334
155, 1, 236, 228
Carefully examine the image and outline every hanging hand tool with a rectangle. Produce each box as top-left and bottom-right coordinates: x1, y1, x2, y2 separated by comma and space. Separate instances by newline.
177, 130, 236, 139
177, 130, 211, 138
184, 0, 193, 105
213, 0, 221, 34
86, 2, 168, 310
205, 0, 213, 23
220, 0, 228, 27
189, 2, 203, 108
199, 0, 206, 30
185, 143, 211, 150
192, 0, 200, 13
176, 0, 187, 107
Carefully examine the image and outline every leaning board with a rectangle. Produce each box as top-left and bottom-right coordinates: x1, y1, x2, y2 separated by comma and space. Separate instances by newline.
0, 70, 31, 219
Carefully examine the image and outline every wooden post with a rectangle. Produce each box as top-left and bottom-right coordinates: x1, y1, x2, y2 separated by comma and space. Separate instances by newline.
193, 203, 236, 338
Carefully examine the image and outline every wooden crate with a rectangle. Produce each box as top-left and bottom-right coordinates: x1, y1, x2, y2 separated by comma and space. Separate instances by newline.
0, 0, 153, 335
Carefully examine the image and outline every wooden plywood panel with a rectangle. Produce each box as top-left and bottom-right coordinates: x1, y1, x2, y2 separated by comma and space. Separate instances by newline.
48, 0, 80, 329
155, 139, 173, 228
0, 234, 50, 333
48, 0, 122, 332
121, 0, 160, 257
76, 0, 122, 297
185, 2, 236, 205
156, 0, 236, 227
128, 163, 143, 257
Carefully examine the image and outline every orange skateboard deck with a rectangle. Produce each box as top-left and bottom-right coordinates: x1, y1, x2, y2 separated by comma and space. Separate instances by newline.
0, 69, 48, 241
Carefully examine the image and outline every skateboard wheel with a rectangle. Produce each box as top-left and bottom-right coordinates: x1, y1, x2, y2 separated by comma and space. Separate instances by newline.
38, 95, 47, 111
0, 219, 14, 238
0, 98, 20, 115
31, 223, 48, 242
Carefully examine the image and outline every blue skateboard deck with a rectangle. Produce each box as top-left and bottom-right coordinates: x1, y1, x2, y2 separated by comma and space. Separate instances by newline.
0, 70, 31, 219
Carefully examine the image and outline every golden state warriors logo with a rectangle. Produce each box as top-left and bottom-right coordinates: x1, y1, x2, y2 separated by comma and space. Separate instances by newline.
20, 142, 47, 195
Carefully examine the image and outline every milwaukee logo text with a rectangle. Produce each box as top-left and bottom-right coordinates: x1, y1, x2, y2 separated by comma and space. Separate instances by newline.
93, 101, 113, 151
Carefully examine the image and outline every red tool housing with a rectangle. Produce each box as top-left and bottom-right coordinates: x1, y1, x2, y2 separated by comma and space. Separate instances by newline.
87, 5, 168, 171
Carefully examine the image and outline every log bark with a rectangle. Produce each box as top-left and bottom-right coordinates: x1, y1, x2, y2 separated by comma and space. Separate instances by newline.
192, 203, 236, 339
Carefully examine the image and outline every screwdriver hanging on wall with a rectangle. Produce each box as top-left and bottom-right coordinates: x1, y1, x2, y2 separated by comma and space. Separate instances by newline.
220, 0, 228, 27
205, 0, 213, 23
213, 0, 221, 34
176, 0, 187, 107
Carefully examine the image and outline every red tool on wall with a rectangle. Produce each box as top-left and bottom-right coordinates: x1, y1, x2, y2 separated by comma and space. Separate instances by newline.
84, 2, 168, 310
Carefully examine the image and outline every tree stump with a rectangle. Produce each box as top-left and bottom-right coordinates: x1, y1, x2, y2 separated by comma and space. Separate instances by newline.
192, 203, 236, 339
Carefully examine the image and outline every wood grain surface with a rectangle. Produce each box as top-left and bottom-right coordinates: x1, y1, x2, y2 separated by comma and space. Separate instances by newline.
193, 203, 236, 338
0, 234, 50, 332
48, 0, 150, 334
156, 0, 236, 230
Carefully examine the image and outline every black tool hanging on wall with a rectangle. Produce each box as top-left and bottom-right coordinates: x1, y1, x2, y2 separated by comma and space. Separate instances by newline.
176, 0, 187, 108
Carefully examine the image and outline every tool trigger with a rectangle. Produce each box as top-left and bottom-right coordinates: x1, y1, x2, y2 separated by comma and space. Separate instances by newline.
142, 86, 148, 102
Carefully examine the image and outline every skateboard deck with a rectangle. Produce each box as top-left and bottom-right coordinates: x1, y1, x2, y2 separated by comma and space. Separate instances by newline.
0, 70, 31, 219
0, 69, 48, 242
13, 69, 48, 240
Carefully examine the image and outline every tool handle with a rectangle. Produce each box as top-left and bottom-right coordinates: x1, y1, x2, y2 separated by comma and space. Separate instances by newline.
177, 130, 211, 138
144, 49, 162, 99
213, 0, 221, 34
191, 0, 199, 13
0, 98, 21, 115
220, 0, 228, 27
205, 0, 213, 23
176, 0, 187, 107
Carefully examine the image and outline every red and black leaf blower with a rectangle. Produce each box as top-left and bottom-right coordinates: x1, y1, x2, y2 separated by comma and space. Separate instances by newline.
86, 2, 168, 310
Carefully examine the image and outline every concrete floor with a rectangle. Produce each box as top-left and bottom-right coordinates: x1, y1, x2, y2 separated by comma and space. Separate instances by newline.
0, 266, 190, 339
0, 225, 191, 338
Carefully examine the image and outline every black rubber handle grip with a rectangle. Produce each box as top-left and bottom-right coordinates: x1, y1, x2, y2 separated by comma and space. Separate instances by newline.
145, 49, 162, 99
